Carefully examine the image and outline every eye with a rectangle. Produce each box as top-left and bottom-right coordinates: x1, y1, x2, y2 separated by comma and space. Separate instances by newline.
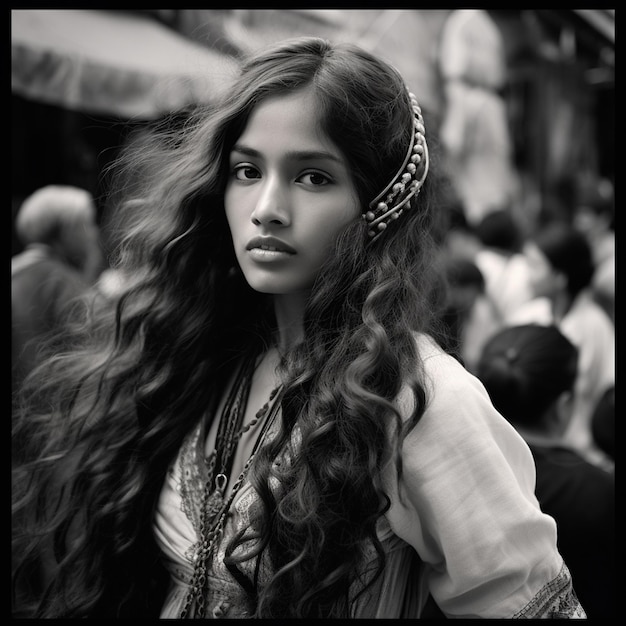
232, 164, 261, 181
298, 171, 332, 186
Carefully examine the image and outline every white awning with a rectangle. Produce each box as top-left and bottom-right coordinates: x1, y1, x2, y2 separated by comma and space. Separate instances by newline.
11, 9, 238, 120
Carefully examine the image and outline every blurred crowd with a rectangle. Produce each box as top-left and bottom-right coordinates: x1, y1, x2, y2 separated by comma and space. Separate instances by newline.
437, 180, 614, 469
436, 180, 615, 617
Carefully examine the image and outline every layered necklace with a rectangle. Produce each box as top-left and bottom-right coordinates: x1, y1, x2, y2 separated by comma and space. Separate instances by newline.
180, 352, 283, 619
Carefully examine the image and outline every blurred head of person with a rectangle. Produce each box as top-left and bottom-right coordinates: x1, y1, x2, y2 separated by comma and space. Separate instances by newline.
442, 256, 485, 315
15, 185, 101, 275
476, 324, 578, 436
475, 208, 523, 253
523, 221, 594, 301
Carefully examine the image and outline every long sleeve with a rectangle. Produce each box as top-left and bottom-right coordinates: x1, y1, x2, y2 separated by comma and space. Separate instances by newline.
382, 336, 586, 618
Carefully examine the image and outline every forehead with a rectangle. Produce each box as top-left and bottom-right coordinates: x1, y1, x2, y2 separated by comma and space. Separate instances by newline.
239, 89, 328, 145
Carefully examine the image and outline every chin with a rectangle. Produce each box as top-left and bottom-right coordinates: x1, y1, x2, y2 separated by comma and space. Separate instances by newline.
243, 275, 310, 295
239, 267, 301, 295
247, 283, 295, 295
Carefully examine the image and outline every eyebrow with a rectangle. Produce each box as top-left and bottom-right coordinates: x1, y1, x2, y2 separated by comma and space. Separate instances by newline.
231, 144, 343, 165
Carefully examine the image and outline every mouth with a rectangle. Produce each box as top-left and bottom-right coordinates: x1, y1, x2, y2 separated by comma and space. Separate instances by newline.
246, 237, 296, 255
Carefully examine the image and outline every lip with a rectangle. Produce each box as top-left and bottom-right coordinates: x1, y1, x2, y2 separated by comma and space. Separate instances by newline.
246, 236, 296, 255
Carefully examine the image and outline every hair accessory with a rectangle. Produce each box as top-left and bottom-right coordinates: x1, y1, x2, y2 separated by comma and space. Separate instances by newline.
363, 91, 429, 241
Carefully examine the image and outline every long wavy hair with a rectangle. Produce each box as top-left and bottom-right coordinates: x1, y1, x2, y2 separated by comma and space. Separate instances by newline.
12, 36, 446, 618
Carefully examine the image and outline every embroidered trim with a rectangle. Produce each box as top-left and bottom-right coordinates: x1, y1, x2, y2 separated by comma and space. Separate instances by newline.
512, 563, 586, 618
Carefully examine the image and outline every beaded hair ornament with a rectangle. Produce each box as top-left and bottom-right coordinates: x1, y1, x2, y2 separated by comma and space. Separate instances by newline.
363, 91, 429, 241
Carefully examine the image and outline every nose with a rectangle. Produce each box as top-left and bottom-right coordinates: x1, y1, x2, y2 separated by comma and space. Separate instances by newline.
250, 174, 291, 227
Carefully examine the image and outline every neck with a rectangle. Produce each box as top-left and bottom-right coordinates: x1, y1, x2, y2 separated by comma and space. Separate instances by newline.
272, 291, 309, 351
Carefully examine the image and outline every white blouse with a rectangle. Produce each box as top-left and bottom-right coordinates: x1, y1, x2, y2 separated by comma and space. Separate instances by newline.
153, 335, 586, 619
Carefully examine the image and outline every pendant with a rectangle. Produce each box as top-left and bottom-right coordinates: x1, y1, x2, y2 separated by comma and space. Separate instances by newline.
205, 473, 228, 518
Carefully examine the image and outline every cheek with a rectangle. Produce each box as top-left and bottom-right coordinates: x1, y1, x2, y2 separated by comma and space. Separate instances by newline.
224, 197, 245, 241
314, 193, 360, 238
307, 213, 356, 254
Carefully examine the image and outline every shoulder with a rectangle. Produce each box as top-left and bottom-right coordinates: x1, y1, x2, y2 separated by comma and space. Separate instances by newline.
563, 291, 614, 336
415, 332, 477, 387
398, 333, 533, 478
13, 248, 82, 282
405, 333, 505, 427
12, 246, 50, 277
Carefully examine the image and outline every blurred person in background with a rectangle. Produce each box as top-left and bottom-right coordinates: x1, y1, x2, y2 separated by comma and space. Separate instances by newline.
438, 255, 500, 371
473, 208, 533, 324
11, 184, 104, 607
12, 184, 103, 399
573, 178, 615, 324
476, 324, 615, 618
509, 221, 614, 470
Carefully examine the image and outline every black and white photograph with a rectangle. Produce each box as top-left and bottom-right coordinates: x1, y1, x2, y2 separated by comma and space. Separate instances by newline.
12, 9, 614, 619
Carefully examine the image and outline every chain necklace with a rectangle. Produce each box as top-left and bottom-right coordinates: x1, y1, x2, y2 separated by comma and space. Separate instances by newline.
179, 353, 282, 619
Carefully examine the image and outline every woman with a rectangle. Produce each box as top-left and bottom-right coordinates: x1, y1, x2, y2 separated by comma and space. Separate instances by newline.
12, 37, 586, 619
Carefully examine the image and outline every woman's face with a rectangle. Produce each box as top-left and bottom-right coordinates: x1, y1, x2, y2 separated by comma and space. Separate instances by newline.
224, 88, 359, 295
